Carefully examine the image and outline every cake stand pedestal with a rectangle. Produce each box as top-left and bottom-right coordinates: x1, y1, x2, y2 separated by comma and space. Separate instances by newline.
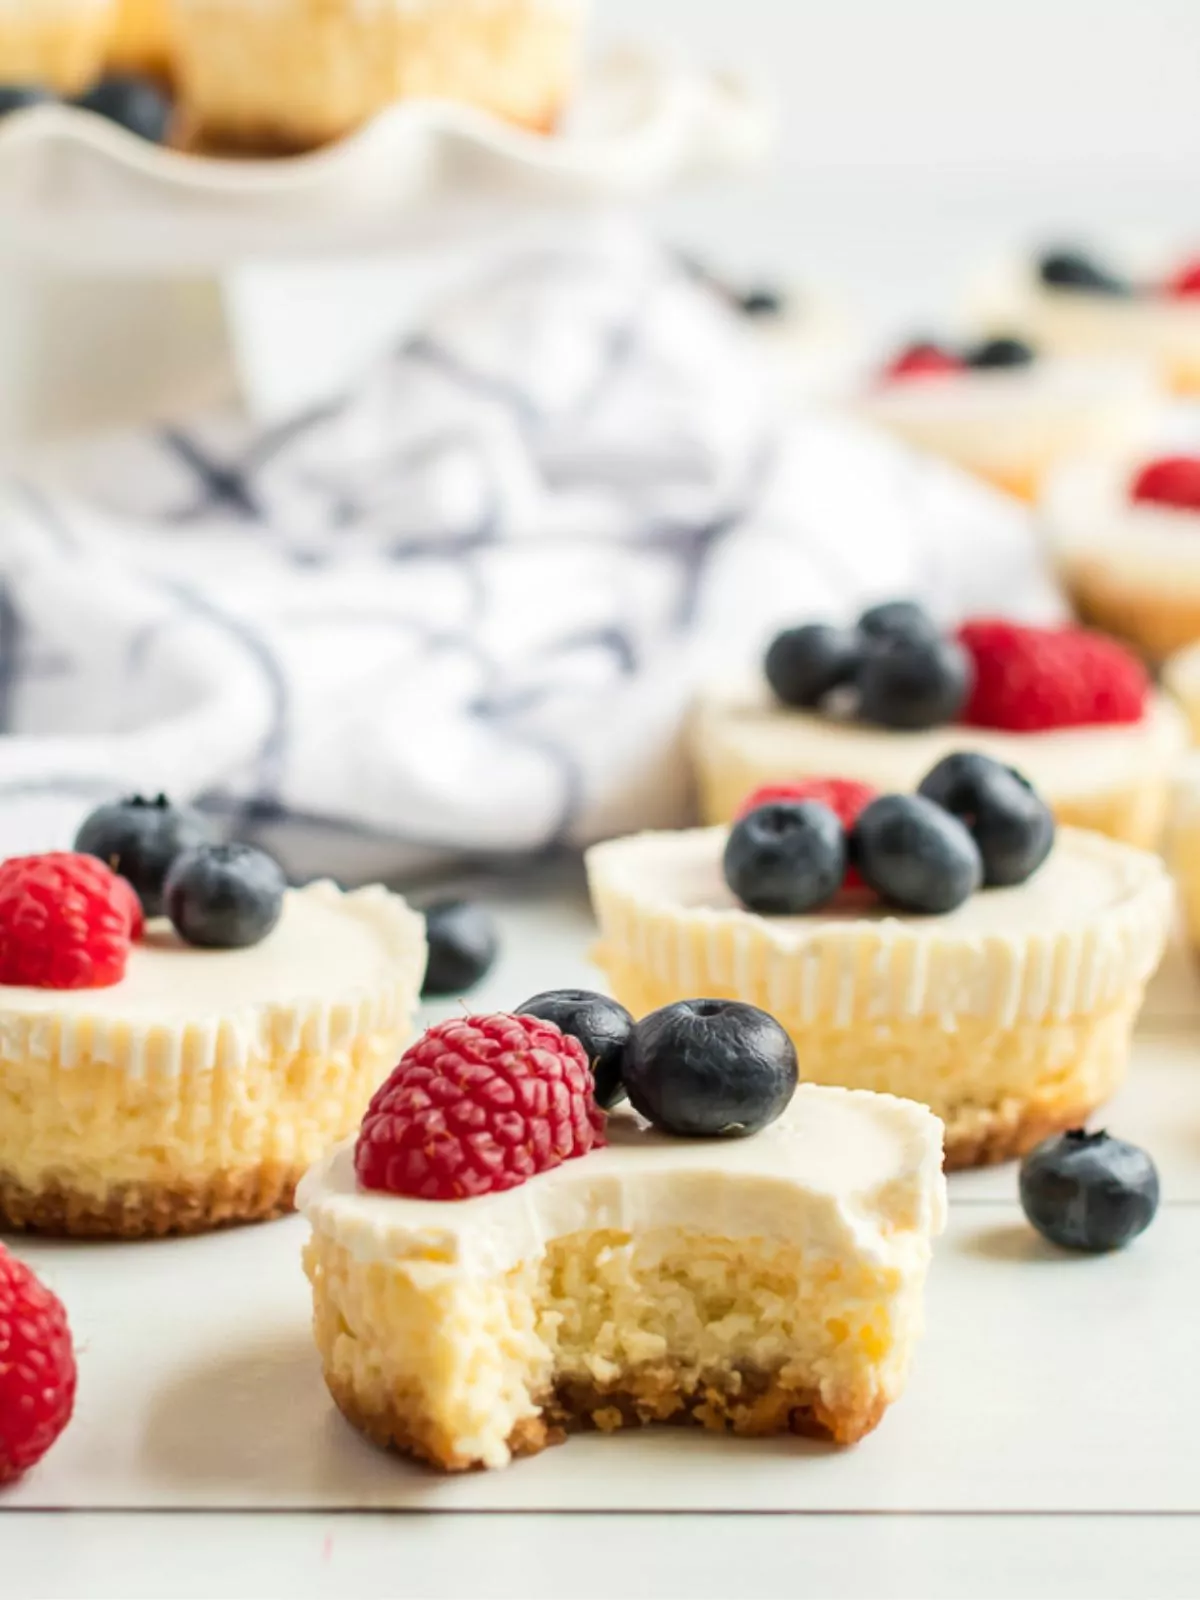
0, 48, 771, 448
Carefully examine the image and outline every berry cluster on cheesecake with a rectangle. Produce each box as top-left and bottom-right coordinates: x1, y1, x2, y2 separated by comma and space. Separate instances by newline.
858, 333, 1156, 501
975, 244, 1200, 396
299, 999, 946, 1471
692, 600, 1187, 850
0, 796, 426, 1238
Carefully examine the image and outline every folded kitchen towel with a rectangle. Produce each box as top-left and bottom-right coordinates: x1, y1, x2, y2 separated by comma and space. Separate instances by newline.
0, 220, 1064, 883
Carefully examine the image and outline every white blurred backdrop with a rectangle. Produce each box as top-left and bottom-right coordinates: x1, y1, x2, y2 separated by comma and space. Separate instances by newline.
598, 0, 1200, 326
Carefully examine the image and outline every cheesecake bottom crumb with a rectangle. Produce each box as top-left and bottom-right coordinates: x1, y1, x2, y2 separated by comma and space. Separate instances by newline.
0, 1164, 303, 1238
325, 1361, 889, 1475
1067, 559, 1200, 672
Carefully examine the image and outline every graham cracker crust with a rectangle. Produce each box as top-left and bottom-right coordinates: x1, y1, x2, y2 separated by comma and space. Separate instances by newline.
942, 1096, 1103, 1171
325, 1363, 888, 1475
0, 1163, 303, 1239
1067, 562, 1200, 666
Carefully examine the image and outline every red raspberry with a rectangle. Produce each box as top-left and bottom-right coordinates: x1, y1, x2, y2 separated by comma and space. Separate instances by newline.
1129, 455, 1200, 512
355, 1014, 607, 1201
0, 853, 136, 990
737, 778, 878, 892
958, 620, 1149, 732
737, 778, 876, 827
1165, 259, 1200, 297
0, 1244, 76, 1485
882, 341, 965, 382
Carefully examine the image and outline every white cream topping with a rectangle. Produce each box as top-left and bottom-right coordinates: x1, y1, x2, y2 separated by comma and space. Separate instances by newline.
1045, 452, 1200, 590
0, 880, 427, 1075
694, 681, 1188, 802
587, 825, 1173, 1027
298, 1082, 947, 1276
592, 824, 1159, 940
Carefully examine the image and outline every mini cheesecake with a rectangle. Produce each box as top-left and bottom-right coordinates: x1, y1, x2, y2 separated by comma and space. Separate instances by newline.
587, 825, 1172, 1170
300, 1082, 946, 1470
171, 0, 587, 152
693, 677, 1188, 851
1169, 753, 1200, 955
0, 880, 426, 1238
858, 338, 1157, 502
973, 246, 1200, 396
695, 613, 1189, 850
1049, 453, 1200, 665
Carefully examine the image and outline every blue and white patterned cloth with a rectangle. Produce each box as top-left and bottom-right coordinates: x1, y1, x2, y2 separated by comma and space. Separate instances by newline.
0, 223, 1063, 884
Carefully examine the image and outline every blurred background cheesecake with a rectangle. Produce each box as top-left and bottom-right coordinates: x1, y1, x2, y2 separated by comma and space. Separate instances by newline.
0, 0, 114, 92
106, 0, 172, 77
169, 0, 589, 151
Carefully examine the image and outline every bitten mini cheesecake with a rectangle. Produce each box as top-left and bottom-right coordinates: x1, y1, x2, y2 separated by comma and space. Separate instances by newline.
0, 800, 426, 1238
300, 1006, 945, 1470
1048, 452, 1200, 665
692, 604, 1188, 850
171, 0, 587, 152
588, 772, 1172, 1169
857, 336, 1157, 502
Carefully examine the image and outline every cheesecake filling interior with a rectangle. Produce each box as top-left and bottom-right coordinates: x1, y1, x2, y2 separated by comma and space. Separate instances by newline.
299, 1088, 945, 1468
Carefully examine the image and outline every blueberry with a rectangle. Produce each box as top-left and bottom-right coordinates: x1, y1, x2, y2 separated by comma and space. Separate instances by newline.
739, 286, 787, 318
764, 624, 862, 710
852, 794, 982, 914
74, 794, 213, 918
73, 74, 172, 143
918, 752, 1055, 888
1019, 1129, 1159, 1253
1037, 248, 1130, 296
516, 988, 633, 1110
0, 85, 53, 117
966, 336, 1036, 369
421, 900, 499, 998
164, 843, 285, 950
857, 599, 939, 645
857, 633, 972, 731
623, 998, 798, 1138
724, 801, 846, 915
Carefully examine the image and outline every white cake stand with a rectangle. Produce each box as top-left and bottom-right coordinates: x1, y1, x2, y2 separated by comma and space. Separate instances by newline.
0, 48, 773, 446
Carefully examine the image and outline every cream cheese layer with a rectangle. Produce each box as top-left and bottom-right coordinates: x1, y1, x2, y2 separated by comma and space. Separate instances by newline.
298, 1083, 947, 1276
587, 825, 1172, 1027
0, 880, 427, 1075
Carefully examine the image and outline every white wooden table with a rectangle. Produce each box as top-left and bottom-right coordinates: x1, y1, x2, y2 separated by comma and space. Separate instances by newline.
3, 865, 1199, 1598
